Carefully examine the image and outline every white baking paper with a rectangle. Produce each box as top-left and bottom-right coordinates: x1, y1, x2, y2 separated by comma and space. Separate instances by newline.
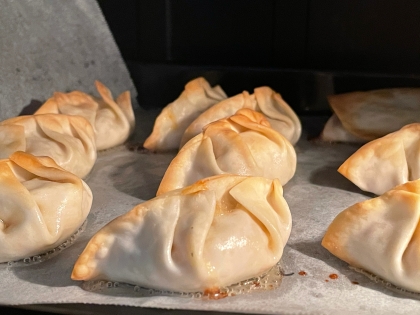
0, 0, 136, 120
1, 110, 420, 315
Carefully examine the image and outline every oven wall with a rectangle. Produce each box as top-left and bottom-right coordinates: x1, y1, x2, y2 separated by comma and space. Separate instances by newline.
98, 0, 420, 112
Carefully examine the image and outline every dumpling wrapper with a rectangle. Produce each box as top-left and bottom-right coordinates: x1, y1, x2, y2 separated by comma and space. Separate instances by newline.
0, 151, 92, 263
35, 81, 135, 151
320, 114, 366, 143
326, 88, 420, 141
143, 77, 227, 152
0, 114, 97, 178
338, 123, 420, 195
322, 179, 420, 293
157, 108, 296, 195
180, 86, 301, 147
72, 174, 291, 292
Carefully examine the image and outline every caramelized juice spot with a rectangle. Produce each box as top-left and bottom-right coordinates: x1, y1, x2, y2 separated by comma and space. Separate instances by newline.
203, 287, 228, 300
329, 273, 338, 280
352, 281, 359, 285
298, 271, 307, 276
181, 180, 208, 195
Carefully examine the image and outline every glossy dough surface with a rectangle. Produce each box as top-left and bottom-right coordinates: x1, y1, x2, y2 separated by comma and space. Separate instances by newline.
338, 123, 420, 195
157, 109, 296, 195
143, 77, 227, 152
72, 175, 292, 292
180, 86, 301, 147
0, 151, 93, 263
0, 114, 97, 178
322, 179, 420, 292
326, 88, 420, 141
35, 81, 135, 151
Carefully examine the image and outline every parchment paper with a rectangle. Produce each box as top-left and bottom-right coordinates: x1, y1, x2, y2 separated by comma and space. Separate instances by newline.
0, 0, 136, 120
1, 110, 420, 315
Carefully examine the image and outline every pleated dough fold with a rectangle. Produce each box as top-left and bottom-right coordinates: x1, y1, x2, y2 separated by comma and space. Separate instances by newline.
157, 109, 296, 195
0, 114, 97, 178
181, 86, 301, 147
35, 81, 135, 151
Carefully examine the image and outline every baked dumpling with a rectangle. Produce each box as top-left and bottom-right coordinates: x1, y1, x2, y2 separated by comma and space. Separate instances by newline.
157, 109, 296, 195
35, 81, 135, 151
322, 179, 420, 293
180, 86, 301, 147
143, 77, 227, 152
322, 88, 420, 142
72, 175, 292, 293
0, 151, 93, 263
320, 114, 366, 143
338, 123, 420, 195
0, 114, 97, 178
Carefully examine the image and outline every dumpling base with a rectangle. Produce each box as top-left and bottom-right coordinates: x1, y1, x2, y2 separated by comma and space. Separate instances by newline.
79, 259, 285, 300
1, 219, 87, 268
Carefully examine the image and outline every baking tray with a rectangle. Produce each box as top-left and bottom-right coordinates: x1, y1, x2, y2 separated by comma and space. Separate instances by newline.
1, 109, 420, 315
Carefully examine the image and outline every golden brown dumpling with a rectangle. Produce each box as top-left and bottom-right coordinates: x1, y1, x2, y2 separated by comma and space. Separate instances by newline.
72, 175, 291, 293
157, 109, 296, 195
320, 114, 366, 143
35, 81, 135, 151
322, 179, 420, 292
180, 86, 301, 148
321, 88, 420, 142
338, 123, 420, 195
143, 77, 227, 152
0, 151, 92, 263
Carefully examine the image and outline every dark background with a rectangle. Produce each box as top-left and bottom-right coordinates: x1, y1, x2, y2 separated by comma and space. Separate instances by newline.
97, 0, 420, 113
